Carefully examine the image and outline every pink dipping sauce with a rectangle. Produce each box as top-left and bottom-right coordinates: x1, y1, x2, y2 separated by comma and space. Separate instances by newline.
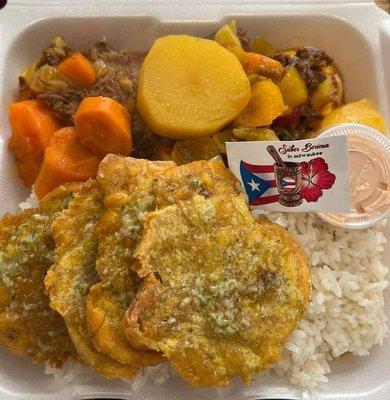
317, 124, 390, 229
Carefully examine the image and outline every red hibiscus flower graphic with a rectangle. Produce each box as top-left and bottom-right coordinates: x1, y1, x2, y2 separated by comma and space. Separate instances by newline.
300, 158, 336, 202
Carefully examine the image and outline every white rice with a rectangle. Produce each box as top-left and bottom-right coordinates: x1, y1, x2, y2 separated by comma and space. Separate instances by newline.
33, 194, 387, 390
131, 363, 173, 391
18, 191, 39, 210
268, 212, 388, 388
44, 359, 93, 383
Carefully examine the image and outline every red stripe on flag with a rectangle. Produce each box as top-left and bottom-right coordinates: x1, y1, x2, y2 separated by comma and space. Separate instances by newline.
242, 161, 274, 173
250, 194, 279, 205
269, 180, 276, 187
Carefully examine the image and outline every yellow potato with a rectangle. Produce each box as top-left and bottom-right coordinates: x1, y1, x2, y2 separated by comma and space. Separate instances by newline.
279, 66, 308, 110
214, 21, 246, 62
137, 35, 251, 139
312, 65, 343, 116
320, 99, 386, 134
234, 79, 285, 127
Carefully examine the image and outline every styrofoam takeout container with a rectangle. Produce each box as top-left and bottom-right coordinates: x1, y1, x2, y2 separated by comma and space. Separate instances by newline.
0, 1, 389, 399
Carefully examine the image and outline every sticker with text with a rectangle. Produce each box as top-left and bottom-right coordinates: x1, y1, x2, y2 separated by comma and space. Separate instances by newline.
226, 136, 350, 213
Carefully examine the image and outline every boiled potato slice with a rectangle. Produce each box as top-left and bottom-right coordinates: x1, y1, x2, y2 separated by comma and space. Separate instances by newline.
234, 79, 285, 127
137, 35, 251, 139
279, 66, 308, 110
320, 99, 386, 134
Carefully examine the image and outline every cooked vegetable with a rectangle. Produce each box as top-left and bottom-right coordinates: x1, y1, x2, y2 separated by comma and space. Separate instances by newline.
215, 23, 283, 82
281, 49, 298, 57
274, 107, 301, 127
153, 144, 174, 161
320, 99, 386, 134
20, 61, 38, 88
233, 127, 279, 141
234, 80, 285, 127
34, 37, 138, 125
170, 130, 234, 165
137, 35, 250, 139
242, 53, 284, 82
8, 99, 63, 186
279, 66, 308, 109
217, 30, 284, 82
27, 65, 69, 93
18, 37, 72, 97
273, 123, 313, 141
208, 154, 225, 165
75, 96, 132, 156
214, 21, 247, 62
58, 52, 96, 88
274, 46, 333, 93
131, 117, 175, 160
34, 127, 100, 198
172, 138, 221, 165
251, 37, 276, 57
36, 36, 71, 67
312, 65, 343, 116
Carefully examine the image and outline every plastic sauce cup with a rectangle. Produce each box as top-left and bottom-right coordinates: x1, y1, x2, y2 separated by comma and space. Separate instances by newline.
316, 123, 390, 230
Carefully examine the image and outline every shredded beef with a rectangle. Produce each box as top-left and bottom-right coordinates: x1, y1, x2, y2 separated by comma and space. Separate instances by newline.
237, 28, 251, 51
36, 37, 72, 68
274, 46, 333, 93
38, 37, 141, 124
131, 112, 174, 160
18, 77, 36, 100
272, 123, 312, 141
296, 46, 332, 68
38, 91, 82, 124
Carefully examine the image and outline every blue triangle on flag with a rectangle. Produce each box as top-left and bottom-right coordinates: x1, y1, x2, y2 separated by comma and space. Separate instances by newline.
240, 161, 271, 202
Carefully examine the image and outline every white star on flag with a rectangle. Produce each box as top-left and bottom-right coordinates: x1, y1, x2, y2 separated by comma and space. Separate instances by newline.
247, 179, 260, 192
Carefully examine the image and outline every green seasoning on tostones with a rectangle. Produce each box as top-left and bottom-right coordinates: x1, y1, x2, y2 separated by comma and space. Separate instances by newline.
125, 195, 311, 386
0, 184, 80, 367
86, 156, 173, 365
45, 179, 151, 379
86, 155, 241, 364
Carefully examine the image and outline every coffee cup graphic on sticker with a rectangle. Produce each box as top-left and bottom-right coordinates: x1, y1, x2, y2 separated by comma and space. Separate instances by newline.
267, 145, 303, 207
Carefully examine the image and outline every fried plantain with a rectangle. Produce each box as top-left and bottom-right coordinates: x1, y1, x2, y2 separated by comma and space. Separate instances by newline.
0, 184, 80, 367
86, 155, 241, 363
124, 194, 311, 386
151, 159, 241, 208
44, 180, 155, 379
86, 156, 173, 364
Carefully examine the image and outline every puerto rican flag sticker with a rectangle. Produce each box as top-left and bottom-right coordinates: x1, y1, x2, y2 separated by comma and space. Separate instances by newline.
240, 161, 279, 205
226, 137, 350, 213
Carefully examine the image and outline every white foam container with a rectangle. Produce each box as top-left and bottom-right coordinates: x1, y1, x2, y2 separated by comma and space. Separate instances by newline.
0, 0, 389, 399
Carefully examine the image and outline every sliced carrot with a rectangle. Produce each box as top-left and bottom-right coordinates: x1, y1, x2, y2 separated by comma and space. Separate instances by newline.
8, 99, 63, 186
58, 51, 96, 88
242, 52, 284, 81
34, 126, 100, 199
75, 96, 132, 157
